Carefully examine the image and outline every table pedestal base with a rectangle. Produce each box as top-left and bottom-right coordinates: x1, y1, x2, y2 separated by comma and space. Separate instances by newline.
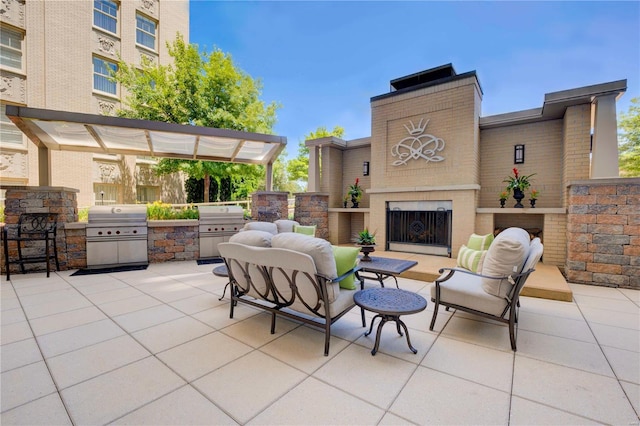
364, 313, 417, 355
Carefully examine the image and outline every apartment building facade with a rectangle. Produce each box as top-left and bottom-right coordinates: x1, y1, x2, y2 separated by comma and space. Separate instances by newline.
1, 0, 189, 207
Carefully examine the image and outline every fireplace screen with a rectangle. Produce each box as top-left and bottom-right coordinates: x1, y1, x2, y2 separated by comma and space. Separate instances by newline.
386, 201, 452, 257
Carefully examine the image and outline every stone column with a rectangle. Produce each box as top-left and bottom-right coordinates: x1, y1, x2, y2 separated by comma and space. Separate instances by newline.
1, 186, 79, 273
250, 191, 289, 221
591, 94, 620, 179
294, 192, 329, 239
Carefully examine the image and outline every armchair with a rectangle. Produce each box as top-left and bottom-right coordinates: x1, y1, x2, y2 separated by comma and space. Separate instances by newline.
429, 228, 543, 351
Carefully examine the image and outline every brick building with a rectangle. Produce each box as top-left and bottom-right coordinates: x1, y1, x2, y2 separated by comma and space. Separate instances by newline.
1, 0, 189, 207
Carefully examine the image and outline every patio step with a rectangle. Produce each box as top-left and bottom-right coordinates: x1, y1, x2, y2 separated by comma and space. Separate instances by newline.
362, 249, 573, 302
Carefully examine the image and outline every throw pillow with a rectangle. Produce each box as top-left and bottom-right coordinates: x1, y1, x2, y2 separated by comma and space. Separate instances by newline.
229, 230, 273, 247
274, 219, 299, 233
467, 233, 494, 251
293, 224, 317, 237
271, 233, 337, 279
481, 227, 530, 298
332, 246, 361, 290
456, 245, 486, 273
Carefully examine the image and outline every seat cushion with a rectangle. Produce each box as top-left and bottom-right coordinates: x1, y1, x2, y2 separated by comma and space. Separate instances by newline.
481, 227, 530, 298
293, 224, 317, 236
271, 233, 337, 279
457, 245, 486, 273
467, 233, 494, 251
243, 221, 278, 235
229, 230, 273, 247
332, 246, 361, 290
430, 273, 507, 317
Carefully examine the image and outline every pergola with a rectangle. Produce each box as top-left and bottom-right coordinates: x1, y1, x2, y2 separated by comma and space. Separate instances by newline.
5, 105, 287, 191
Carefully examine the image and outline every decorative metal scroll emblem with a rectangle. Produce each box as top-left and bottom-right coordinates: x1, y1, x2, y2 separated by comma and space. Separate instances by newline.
390, 118, 445, 166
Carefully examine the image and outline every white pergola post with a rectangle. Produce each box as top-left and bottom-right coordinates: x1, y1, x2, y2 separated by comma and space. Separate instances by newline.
265, 162, 273, 191
591, 94, 620, 178
308, 145, 320, 192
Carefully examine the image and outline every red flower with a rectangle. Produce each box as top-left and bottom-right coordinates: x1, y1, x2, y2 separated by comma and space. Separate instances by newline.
355, 178, 359, 185
513, 168, 519, 178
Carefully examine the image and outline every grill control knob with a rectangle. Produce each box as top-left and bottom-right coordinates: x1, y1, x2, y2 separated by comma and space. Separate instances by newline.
98, 231, 103, 235
208, 228, 211, 231
214, 228, 218, 231
116, 231, 120, 235
107, 231, 112, 235
133, 230, 137, 234
221, 227, 225, 231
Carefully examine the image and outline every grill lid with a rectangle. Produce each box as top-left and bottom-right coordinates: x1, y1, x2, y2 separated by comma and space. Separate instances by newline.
88, 205, 148, 225
198, 205, 244, 220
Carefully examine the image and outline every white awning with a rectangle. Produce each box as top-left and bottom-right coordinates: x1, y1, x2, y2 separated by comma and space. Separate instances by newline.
5, 105, 286, 165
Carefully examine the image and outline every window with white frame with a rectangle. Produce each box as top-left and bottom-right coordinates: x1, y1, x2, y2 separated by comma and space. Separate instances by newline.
0, 104, 24, 147
136, 14, 156, 50
0, 26, 23, 70
94, 0, 118, 34
93, 56, 117, 95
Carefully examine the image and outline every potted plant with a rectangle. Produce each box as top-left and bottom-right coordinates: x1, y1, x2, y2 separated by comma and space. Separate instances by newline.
356, 228, 376, 261
529, 189, 539, 208
499, 191, 508, 208
348, 178, 363, 208
343, 195, 349, 208
503, 168, 535, 208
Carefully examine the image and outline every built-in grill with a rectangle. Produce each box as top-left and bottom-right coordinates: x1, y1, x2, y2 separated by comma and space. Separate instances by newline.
86, 205, 148, 268
199, 206, 245, 259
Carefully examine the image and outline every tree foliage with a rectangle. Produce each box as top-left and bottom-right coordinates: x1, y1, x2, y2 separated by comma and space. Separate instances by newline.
619, 97, 640, 177
286, 126, 345, 185
112, 34, 280, 201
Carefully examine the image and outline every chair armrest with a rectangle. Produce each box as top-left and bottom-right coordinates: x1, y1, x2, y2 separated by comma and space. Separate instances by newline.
435, 267, 515, 284
324, 265, 363, 284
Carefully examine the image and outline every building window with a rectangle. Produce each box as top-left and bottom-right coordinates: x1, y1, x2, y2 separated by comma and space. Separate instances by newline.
136, 186, 159, 203
0, 26, 23, 70
94, 0, 118, 34
0, 104, 24, 147
93, 56, 117, 95
94, 183, 119, 205
136, 14, 156, 50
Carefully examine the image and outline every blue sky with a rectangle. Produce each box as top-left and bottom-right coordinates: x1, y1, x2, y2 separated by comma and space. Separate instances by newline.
189, 1, 640, 159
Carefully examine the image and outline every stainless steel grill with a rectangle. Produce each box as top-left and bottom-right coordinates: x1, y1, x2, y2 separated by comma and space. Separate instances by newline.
86, 205, 148, 267
198, 206, 245, 259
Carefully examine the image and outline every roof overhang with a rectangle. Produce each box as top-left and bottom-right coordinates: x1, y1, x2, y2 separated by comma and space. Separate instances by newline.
5, 106, 286, 165
480, 79, 627, 129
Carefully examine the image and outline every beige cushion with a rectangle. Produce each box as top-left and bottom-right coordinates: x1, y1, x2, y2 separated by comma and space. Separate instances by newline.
430, 275, 506, 317
271, 233, 337, 279
229, 230, 273, 247
522, 238, 543, 273
456, 245, 486, 273
481, 227, 530, 298
274, 219, 299, 233
243, 221, 278, 234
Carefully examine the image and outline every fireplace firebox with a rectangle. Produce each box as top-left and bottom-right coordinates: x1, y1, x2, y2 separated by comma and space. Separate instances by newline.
386, 201, 452, 257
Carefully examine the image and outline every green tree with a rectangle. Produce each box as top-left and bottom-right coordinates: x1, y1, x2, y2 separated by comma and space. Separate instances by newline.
286, 126, 345, 187
619, 97, 640, 177
112, 34, 280, 201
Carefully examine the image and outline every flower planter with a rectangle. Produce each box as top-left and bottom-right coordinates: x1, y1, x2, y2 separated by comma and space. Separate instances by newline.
358, 244, 376, 261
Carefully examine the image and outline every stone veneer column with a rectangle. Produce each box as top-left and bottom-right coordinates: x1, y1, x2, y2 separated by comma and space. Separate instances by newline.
566, 179, 639, 289
250, 191, 289, 221
294, 192, 329, 239
1, 186, 79, 273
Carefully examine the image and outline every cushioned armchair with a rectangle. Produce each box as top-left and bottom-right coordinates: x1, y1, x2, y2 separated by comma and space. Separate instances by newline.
429, 228, 543, 351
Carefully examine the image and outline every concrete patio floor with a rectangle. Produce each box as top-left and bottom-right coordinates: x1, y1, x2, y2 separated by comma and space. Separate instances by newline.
1, 262, 638, 425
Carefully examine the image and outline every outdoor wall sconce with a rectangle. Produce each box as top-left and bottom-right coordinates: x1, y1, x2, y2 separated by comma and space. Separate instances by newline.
514, 145, 525, 164
363, 161, 370, 176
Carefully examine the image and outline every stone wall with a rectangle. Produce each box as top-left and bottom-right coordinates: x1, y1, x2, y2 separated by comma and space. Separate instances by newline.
148, 221, 199, 263
294, 193, 329, 239
566, 179, 640, 289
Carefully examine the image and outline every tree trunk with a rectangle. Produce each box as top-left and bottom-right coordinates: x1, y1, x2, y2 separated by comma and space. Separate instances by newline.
204, 173, 210, 203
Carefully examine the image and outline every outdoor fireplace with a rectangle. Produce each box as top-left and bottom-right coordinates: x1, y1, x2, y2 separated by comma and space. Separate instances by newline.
386, 201, 452, 257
